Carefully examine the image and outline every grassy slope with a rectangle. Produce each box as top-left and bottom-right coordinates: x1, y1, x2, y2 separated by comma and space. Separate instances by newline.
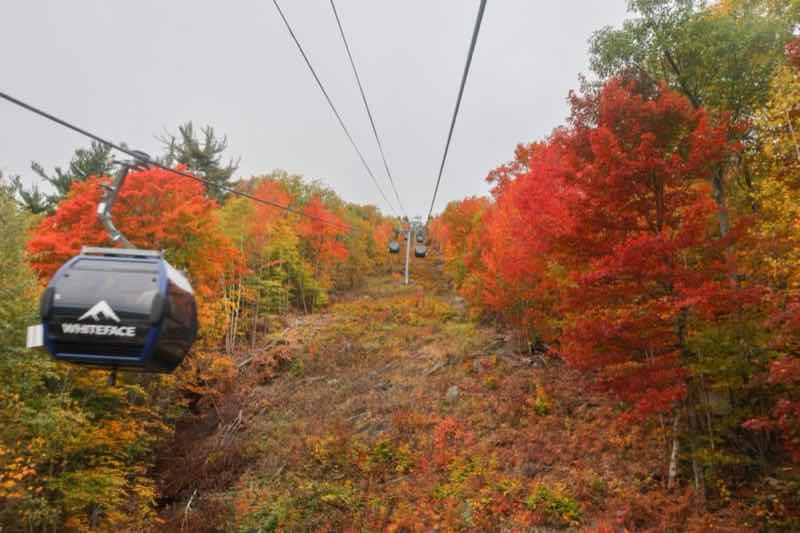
155, 253, 761, 532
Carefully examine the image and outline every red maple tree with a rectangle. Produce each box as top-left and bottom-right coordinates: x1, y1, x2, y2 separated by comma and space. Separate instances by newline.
296, 196, 348, 278
553, 80, 740, 415
27, 166, 237, 296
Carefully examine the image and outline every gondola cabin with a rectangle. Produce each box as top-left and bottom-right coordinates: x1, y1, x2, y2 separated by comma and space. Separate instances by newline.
388, 241, 401, 254
414, 244, 428, 258
40, 247, 197, 373
416, 232, 425, 244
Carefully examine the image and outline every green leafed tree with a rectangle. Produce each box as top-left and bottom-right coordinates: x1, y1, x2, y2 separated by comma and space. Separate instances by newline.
0, 175, 37, 352
589, 0, 798, 236
29, 140, 115, 211
160, 122, 239, 202
0, 175, 175, 531
1, 169, 49, 214
589, 0, 796, 119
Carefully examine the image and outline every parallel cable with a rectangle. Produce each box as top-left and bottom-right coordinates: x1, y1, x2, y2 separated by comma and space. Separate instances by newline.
426, 0, 487, 222
272, 0, 398, 216
329, 0, 406, 218
0, 90, 356, 231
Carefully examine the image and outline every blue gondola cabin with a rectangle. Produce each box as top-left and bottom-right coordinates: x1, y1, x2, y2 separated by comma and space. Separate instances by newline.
39, 247, 197, 373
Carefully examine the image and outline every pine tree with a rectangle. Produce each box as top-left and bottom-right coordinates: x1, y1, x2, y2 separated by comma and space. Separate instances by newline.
30, 140, 115, 210
160, 122, 239, 202
1, 170, 48, 214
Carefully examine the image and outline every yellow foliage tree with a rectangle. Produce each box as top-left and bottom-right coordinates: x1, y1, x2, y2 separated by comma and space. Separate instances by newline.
748, 65, 800, 291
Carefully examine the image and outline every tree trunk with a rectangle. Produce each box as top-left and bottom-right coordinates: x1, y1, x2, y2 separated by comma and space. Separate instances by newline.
226, 280, 233, 354
699, 374, 715, 451
222, 273, 232, 354
230, 236, 245, 353
252, 254, 262, 350
315, 235, 323, 278
251, 294, 259, 350
668, 411, 681, 491
711, 167, 730, 237
785, 110, 800, 162
689, 407, 707, 508
299, 276, 308, 314
675, 306, 707, 506
692, 452, 706, 508
231, 274, 243, 353
661, 46, 730, 237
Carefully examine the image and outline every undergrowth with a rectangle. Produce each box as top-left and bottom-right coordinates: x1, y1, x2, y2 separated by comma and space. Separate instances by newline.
155, 255, 800, 531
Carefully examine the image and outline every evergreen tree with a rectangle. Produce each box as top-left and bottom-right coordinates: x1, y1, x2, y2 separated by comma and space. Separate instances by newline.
160, 122, 239, 202
30, 140, 115, 210
1, 170, 48, 214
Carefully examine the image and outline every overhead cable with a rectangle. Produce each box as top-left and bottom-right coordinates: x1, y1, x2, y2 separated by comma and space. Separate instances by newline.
426, 0, 488, 222
329, 0, 407, 218
272, 0, 398, 216
0, 90, 355, 231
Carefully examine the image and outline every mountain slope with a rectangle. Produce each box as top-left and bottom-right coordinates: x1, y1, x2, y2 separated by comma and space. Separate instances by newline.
155, 253, 760, 532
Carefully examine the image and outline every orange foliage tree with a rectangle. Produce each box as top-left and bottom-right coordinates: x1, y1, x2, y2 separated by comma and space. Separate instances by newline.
432, 197, 490, 289
27, 165, 242, 404
436, 80, 750, 418
474, 140, 579, 344
554, 80, 743, 416
297, 196, 348, 283
27, 166, 236, 297
8, 166, 243, 530
245, 179, 294, 250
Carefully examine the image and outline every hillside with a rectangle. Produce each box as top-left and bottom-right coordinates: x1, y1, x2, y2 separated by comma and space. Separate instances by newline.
153, 250, 777, 532
3, 3, 800, 530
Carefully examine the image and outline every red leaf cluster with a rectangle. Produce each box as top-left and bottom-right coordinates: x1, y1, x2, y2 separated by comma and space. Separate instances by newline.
27, 166, 238, 295
435, 79, 748, 418
786, 36, 800, 70
297, 196, 348, 270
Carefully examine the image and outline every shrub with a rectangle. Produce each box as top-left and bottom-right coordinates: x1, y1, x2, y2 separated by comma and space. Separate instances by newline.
525, 484, 582, 528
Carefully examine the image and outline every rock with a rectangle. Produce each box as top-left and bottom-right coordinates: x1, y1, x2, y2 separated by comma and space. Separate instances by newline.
446, 385, 460, 402
461, 500, 473, 525
426, 360, 447, 376
367, 421, 388, 437
327, 378, 340, 386
472, 359, 482, 374
520, 461, 542, 478
347, 408, 370, 422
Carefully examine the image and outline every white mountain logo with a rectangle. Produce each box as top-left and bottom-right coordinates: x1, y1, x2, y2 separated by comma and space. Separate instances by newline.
78, 300, 121, 323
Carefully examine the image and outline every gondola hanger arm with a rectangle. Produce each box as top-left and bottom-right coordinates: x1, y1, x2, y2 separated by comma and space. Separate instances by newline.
98, 151, 151, 249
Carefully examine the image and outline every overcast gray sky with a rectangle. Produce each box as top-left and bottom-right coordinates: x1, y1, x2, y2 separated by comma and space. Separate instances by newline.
1, 1, 629, 217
